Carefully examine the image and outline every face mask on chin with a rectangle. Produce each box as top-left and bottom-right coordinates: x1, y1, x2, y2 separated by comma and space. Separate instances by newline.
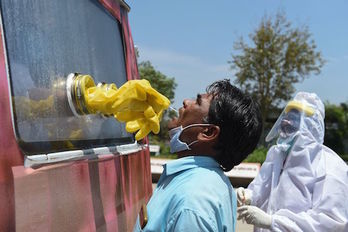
169, 124, 212, 153
277, 132, 298, 153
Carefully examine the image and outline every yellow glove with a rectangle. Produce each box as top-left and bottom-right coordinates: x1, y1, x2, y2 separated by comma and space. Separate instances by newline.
84, 78, 170, 140
85, 82, 118, 114
113, 79, 170, 140
117, 105, 160, 140
14, 95, 54, 119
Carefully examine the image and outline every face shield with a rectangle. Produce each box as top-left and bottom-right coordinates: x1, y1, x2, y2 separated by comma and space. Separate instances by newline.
265, 101, 315, 143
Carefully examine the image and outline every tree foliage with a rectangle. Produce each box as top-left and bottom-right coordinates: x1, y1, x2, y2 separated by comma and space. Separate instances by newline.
138, 61, 177, 103
229, 12, 325, 128
324, 103, 348, 156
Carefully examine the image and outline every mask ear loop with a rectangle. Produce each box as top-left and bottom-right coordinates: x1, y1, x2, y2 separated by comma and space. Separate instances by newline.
187, 140, 199, 148
183, 124, 213, 149
182, 123, 213, 131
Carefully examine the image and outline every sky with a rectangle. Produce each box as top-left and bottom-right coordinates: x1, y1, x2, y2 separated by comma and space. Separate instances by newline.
127, 0, 348, 109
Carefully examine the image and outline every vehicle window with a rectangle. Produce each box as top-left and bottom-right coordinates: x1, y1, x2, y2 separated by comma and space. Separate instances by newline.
0, 0, 133, 155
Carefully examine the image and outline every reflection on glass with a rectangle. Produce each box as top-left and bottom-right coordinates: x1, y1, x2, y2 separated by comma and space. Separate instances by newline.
0, 0, 133, 154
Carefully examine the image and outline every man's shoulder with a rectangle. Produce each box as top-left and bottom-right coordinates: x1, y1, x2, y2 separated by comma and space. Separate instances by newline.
182, 165, 229, 186
149, 166, 235, 231
157, 162, 233, 205
173, 167, 232, 201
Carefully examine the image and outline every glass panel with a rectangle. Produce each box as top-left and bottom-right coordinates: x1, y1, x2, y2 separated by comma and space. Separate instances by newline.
0, 0, 133, 154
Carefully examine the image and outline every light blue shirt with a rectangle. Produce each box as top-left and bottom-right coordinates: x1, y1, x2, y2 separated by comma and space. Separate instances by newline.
134, 156, 237, 232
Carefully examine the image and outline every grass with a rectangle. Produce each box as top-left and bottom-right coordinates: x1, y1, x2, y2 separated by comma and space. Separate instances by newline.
243, 146, 268, 164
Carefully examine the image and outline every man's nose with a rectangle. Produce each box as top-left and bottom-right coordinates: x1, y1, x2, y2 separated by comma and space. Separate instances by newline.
183, 99, 193, 108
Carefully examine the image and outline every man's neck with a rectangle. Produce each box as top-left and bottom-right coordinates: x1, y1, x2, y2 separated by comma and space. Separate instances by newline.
177, 152, 214, 159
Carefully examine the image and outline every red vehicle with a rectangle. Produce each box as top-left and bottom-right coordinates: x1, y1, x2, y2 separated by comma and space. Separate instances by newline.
0, 0, 152, 231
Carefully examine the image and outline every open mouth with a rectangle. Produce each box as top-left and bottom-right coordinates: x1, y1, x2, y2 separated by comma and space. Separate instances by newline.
280, 119, 298, 135
167, 107, 183, 130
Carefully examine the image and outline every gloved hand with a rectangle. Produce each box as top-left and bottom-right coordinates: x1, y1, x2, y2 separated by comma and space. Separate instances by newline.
112, 79, 170, 140
116, 105, 162, 140
237, 206, 272, 229
84, 77, 170, 140
236, 187, 252, 206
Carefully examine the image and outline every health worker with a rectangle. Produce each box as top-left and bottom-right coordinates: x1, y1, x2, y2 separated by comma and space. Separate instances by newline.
237, 92, 348, 231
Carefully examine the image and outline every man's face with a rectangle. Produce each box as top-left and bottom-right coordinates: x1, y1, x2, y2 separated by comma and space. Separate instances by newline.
168, 93, 212, 130
280, 109, 301, 137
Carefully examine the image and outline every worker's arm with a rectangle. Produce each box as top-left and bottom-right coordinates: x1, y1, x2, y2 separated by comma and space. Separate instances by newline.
270, 173, 348, 232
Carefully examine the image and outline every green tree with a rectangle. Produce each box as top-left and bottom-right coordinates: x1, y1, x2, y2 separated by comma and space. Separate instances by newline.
138, 61, 176, 103
229, 12, 325, 129
324, 103, 348, 157
138, 61, 177, 143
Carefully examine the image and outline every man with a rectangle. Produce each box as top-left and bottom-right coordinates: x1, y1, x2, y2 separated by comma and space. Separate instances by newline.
133, 79, 262, 231
237, 92, 348, 231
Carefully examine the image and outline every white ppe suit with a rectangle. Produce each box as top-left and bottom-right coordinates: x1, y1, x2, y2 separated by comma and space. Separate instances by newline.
248, 92, 348, 231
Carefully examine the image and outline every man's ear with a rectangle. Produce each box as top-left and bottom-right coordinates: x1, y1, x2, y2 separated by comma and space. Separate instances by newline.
197, 125, 220, 142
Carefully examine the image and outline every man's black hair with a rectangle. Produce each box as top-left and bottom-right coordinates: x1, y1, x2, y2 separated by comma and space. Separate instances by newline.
206, 79, 262, 171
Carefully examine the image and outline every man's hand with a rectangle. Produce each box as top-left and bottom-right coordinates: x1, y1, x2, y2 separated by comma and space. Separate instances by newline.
237, 206, 272, 229
236, 187, 252, 206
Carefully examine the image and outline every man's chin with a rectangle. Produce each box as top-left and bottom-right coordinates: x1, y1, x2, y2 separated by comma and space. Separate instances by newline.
168, 117, 179, 130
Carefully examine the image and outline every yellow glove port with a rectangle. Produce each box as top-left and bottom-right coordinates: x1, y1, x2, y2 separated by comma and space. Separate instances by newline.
73, 74, 170, 140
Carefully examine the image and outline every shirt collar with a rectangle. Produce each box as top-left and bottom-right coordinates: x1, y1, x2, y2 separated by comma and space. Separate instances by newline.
164, 156, 220, 176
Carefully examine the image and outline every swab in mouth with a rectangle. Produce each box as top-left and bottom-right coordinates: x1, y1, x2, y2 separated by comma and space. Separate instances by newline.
169, 106, 178, 114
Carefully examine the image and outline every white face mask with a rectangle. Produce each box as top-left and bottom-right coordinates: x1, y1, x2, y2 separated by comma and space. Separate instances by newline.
276, 110, 302, 153
168, 124, 212, 153
276, 133, 298, 153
